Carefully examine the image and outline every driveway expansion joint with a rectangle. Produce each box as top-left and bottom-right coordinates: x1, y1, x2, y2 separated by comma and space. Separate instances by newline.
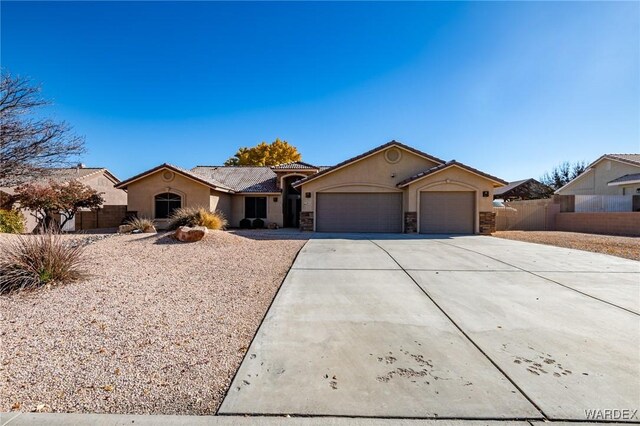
433, 239, 640, 316
368, 239, 549, 420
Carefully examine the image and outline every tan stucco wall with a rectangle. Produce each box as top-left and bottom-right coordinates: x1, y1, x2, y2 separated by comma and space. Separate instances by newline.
557, 160, 640, 195
83, 172, 128, 205
229, 193, 282, 228
405, 166, 496, 234
125, 170, 211, 220
210, 190, 232, 221
300, 148, 440, 212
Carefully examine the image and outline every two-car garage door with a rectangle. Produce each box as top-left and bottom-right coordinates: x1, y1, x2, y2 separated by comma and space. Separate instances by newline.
316, 193, 402, 233
315, 191, 475, 233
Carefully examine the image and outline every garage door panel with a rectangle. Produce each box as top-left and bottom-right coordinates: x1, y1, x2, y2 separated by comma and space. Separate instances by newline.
317, 193, 402, 233
420, 191, 474, 234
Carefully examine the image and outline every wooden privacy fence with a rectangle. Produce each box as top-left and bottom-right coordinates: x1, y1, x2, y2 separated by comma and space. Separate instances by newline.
74, 205, 127, 230
495, 199, 560, 231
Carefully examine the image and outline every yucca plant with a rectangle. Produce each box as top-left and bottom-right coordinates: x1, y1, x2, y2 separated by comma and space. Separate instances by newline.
0, 230, 87, 294
168, 207, 227, 230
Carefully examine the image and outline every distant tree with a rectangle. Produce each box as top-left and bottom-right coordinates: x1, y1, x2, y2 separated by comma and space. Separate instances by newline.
0, 70, 85, 186
13, 180, 104, 231
540, 161, 588, 190
224, 138, 301, 166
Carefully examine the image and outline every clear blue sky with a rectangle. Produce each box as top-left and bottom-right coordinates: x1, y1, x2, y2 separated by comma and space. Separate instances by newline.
2, 1, 638, 181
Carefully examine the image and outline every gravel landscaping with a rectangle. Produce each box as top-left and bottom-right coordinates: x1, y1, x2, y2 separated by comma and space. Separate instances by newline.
493, 231, 640, 261
0, 230, 306, 415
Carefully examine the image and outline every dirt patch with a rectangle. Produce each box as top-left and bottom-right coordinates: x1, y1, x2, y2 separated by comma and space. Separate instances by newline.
493, 231, 639, 261
0, 231, 306, 414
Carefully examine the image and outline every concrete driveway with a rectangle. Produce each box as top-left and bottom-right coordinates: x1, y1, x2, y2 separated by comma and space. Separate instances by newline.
219, 235, 640, 421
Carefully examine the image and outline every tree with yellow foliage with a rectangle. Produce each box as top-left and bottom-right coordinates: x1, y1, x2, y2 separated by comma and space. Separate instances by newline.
224, 139, 302, 166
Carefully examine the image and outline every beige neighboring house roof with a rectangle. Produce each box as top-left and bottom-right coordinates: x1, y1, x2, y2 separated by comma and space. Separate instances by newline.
191, 166, 280, 193
396, 160, 508, 188
555, 153, 640, 194
115, 163, 234, 193
603, 154, 640, 167
292, 140, 446, 188
0, 167, 120, 194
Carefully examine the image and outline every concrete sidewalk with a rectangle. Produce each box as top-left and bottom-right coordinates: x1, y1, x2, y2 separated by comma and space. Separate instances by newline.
1, 412, 636, 425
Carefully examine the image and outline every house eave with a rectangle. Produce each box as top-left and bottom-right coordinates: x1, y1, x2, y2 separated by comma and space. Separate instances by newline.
608, 179, 640, 186
397, 163, 507, 188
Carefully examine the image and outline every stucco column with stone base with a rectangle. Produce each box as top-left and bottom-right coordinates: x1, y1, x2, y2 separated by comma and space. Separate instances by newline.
404, 212, 417, 233
300, 211, 314, 231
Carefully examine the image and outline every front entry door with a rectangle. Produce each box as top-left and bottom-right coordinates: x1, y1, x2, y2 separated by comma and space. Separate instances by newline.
285, 194, 301, 228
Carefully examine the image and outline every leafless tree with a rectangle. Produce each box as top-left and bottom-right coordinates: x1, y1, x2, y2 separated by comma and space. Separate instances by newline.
0, 70, 85, 187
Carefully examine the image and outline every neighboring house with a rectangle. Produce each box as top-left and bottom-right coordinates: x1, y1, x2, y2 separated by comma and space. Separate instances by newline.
0, 165, 127, 232
493, 178, 552, 201
117, 141, 506, 234
556, 154, 640, 196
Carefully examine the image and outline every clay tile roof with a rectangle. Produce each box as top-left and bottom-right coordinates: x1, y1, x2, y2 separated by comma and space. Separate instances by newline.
191, 166, 279, 193
396, 160, 508, 187
292, 140, 445, 187
270, 161, 319, 170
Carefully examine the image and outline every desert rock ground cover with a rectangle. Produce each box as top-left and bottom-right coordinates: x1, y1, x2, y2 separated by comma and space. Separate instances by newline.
493, 231, 639, 261
0, 230, 306, 414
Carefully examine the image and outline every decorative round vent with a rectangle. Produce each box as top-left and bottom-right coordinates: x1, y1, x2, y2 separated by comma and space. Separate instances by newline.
162, 170, 175, 182
384, 147, 402, 164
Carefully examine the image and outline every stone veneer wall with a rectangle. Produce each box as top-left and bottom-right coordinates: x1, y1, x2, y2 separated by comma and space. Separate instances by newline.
404, 212, 417, 233
479, 211, 496, 235
300, 211, 314, 231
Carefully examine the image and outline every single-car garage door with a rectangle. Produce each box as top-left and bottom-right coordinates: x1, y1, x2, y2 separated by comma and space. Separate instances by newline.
316, 193, 402, 233
419, 191, 474, 234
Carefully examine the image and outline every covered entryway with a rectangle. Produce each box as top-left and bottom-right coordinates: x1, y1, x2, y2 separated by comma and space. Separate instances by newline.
419, 191, 474, 234
316, 192, 402, 232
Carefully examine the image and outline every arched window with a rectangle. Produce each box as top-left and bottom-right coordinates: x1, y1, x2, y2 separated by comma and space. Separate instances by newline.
155, 192, 181, 219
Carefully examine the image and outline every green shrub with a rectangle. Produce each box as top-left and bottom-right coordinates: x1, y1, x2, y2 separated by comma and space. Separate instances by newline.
0, 230, 87, 294
239, 218, 251, 229
125, 216, 156, 233
0, 209, 25, 234
168, 206, 228, 230
252, 218, 265, 229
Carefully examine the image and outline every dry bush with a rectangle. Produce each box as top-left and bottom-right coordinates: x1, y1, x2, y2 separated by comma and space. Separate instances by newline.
0, 230, 87, 294
169, 207, 227, 230
125, 216, 155, 233
0, 209, 25, 233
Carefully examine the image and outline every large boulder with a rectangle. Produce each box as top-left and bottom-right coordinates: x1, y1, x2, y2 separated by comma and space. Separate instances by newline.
173, 226, 207, 242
